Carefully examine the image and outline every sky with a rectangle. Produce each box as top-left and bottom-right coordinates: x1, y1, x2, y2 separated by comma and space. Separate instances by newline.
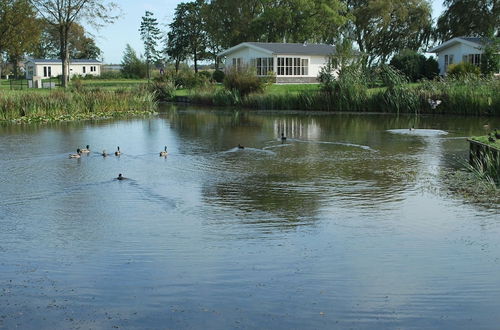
87, 0, 446, 64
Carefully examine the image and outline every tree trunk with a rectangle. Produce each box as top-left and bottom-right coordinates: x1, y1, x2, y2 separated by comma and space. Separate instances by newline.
194, 51, 198, 73
59, 24, 70, 87
175, 60, 180, 73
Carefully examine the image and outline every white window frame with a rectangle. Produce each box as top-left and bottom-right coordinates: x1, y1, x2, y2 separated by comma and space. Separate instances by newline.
276, 56, 310, 76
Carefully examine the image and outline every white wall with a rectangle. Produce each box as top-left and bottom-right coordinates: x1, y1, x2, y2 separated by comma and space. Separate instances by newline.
436, 43, 483, 75
224, 46, 330, 79
26, 62, 101, 79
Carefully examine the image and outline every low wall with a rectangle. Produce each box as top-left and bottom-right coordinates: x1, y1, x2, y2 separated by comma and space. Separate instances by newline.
275, 77, 319, 84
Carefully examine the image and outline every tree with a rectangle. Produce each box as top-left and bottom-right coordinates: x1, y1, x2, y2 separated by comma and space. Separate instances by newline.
435, 0, 499, 42
0, 0, 40, 78
139, 11, 161, 80
121, 44, 147, 78
481, 38, 500, 75
346, 0, 433, 65
167, 0, 208, 73
33, 21, 101, 59
28, 0, 118, 87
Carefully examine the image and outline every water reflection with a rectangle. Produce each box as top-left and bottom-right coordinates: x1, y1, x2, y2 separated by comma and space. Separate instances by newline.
1, 107, 500, 329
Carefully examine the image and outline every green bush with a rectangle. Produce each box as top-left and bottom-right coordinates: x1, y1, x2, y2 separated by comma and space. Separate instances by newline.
100, 71, 124, 79
223, 66, 266, 97
212, 70, 225, 83
447, 62, 481, 76
149, 79, 176, 101
390, 50, 440, 82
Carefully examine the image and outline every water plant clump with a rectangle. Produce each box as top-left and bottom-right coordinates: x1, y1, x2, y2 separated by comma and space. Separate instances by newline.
0, 87, 158, 122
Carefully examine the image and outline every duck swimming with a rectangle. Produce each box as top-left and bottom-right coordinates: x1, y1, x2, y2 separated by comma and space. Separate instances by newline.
160, 146, 168, 157
115, 146, 121, 156
102, 150, 108, 157
69, 149, 82, 158
80, 145, 90, 153
116, 173, 126, 180
281, 133, 287, 143
238, 144, 244, 149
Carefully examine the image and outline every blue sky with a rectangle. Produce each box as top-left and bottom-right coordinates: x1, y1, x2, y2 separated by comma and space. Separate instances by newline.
88, 0, 445, 64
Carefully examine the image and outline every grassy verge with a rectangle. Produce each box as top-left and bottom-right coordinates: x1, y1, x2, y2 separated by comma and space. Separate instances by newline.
0, 87, 157, 123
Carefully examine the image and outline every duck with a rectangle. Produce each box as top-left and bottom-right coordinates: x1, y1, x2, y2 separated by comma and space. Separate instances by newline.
428, 99, 442, 110
160, 146, 168, 157
281, 132, 287, 143
495, 129, 500, 139
409, 126, 415, 131
115, 146, 121, 156
102, 150, 108, 157
80, 145, 90, 153
488, 134, 496, 143
116, 173, 126, 180
69, 149, 82, 158
238, 144, 244, 149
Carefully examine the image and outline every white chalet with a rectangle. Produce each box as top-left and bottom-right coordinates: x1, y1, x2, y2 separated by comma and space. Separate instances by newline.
428, 37, 489, 75
25, 59, 102, 79
218, 42, 337, 83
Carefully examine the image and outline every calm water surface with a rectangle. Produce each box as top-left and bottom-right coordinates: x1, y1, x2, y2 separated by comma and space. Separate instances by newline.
1, 105, 499, 329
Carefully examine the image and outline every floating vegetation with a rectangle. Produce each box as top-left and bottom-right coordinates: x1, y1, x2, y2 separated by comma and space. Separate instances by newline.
442, 169, 500, 206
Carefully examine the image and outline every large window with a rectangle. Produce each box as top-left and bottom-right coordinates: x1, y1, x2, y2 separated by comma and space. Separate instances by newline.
462, 53, 482, 66
444, 54, 454, 71
256, 57, 274, 75
276, 57, 309, 76
232, 57, 242, 70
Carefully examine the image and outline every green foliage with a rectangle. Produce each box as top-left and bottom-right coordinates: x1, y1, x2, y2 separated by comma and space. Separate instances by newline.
167, 0, 208, 73
423, 57, 440, 80
390, 50, 429, 82
223, 66, 266, 97
435, 0, 498, 41
99, 71, 124, 79
149, 78, 176, 101
0, 87, 157, 121
121, 44, 148, 79
481, 39, 500, 75
139, 11, 162, 80
212, 70, 225, 83
347, 0, 433, 64
447, 62, 481, 77
0, 0, 40, 77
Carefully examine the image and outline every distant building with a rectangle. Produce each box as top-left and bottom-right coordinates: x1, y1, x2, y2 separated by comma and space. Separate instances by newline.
428, 37, 492, 75
102, 64, 123, 72
25, 59, 102, 79
218, 42, 339, 83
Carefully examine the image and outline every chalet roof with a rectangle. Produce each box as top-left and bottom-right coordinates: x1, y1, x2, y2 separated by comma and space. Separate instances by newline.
428, 37, 486, 53
218, 42, 337, 57
27, 59, 102, 64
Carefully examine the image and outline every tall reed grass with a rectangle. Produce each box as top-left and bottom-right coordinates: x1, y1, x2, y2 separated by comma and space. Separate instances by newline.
0, 86, 157, 121
185, 74, 500, 116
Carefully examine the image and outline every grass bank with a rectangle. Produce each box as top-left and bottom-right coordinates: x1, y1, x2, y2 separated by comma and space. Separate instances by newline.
182, 77, 500, 116
0, 87, 157, 123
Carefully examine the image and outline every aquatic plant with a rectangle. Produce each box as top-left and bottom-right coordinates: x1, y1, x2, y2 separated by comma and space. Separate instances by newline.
0, 87, 157, 122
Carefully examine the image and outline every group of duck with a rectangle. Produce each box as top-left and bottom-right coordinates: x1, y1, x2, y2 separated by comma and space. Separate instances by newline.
69, 145, 168, 158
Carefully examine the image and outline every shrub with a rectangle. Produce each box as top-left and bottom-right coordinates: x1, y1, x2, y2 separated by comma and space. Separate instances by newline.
447, 62, 481, 77
149, 79, 176, 101
100, 71, 124, 79
223, 65, 266, 97
212, 70, 225, 83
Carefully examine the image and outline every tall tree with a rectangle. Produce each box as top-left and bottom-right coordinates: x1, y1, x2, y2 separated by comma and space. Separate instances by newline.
346, 0, 433, 65
435, 0, 499, 41
139, 11, 161, 80
167, 0, 207, 73
121, 44, 147, 78
28, 0, 118, 87
252, 0, 350, 44
33, 21, 101, 59
0, 0, 40, 78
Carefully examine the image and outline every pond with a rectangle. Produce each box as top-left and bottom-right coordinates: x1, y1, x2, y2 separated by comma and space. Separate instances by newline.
1, 105, 499, 329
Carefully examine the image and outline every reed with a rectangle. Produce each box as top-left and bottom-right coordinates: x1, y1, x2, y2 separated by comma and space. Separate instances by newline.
0, 87, 157, 122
